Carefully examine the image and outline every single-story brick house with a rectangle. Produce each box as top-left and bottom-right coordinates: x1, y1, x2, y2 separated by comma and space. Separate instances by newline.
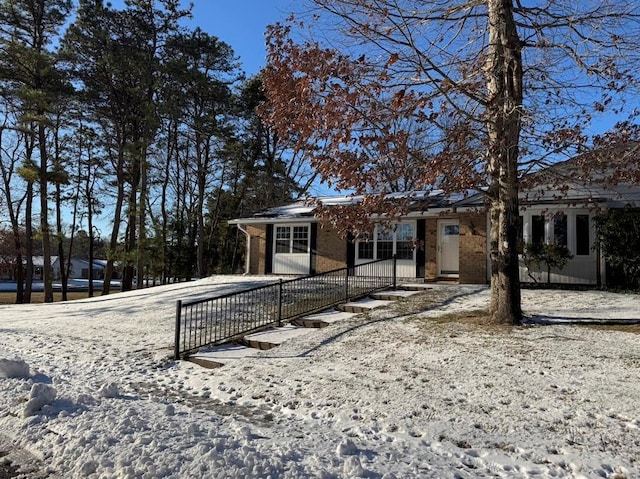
230, 164, 640, 285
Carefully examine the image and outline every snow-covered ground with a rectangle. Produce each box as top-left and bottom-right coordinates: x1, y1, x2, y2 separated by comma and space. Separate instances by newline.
0, 277, 639, 478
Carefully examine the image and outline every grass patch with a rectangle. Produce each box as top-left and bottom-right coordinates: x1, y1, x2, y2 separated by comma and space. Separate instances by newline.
586, 323, 640, 334
0, 291, 103, 305
392, 289, 461, 315
408, 308, 519, 336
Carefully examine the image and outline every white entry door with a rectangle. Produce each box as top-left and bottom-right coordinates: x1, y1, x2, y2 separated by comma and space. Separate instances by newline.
438, 219, 460, 277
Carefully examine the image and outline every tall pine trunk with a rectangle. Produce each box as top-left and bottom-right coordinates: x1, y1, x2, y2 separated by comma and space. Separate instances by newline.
24, 180, 34, 304
102, 151, 126, 296
55, 181, 68, 301
486, 0, 523, 324
38, 123, 53, 303
136, 149, 147, 290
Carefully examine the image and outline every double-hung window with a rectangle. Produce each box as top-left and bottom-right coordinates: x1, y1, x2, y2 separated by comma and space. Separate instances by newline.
275, 225, 309, 254
355, 223, 415, 261
376, 228, 394, 260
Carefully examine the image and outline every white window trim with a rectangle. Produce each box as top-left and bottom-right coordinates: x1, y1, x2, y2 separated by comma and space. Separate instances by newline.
274, 224, 311, 255
522, 209, 594, 258
355, 222, 416, 262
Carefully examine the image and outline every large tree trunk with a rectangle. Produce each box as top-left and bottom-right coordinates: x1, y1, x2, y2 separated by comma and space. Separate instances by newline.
38, 123, 53, 303
88, 204, 95, 298
159, 121, 174, 284
102, 153, 125, 296
136, 150, 147, 290
55, 182, 68, 301
195, 136, 206, 279
24, 181, 34, 304
85, 158, 95, 298
122, 176, 138, 291
486, 0, 523, 324
10, 215, 25, 304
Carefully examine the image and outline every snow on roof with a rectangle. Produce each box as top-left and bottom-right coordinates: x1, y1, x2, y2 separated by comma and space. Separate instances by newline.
31, 256, 59, 267
73, 259, 108, 268
236, 190, 477, 223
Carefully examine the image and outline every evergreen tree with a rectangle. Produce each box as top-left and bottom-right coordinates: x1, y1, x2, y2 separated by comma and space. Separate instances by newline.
0, 0, 73, 302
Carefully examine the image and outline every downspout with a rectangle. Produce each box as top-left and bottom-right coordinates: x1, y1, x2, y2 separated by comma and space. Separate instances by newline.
236, 223, 251, 275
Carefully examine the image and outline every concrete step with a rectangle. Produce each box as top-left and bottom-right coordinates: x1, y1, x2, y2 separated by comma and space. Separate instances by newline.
292, 310, 359, 328
370, 289, 423, 301
399, 283, 435, 291
337, 298, 396, 314
189, 343, 261, 368
241, 324, 314, 350
189, 295, 404, 368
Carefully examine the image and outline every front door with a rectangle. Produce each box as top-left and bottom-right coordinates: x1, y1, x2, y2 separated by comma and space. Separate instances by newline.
438, 219, 459, 277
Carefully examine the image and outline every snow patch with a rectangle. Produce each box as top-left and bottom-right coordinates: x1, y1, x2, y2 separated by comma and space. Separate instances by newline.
0, 279, 639, 477
97, 382, 120, 399
22, 383, 57, 417
0, 358, 30, 379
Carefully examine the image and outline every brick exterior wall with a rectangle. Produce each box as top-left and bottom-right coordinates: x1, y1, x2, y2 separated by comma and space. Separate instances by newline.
425, 219, 438, 280
246, 225, 267, 274
458, 213, 488, 284
423, 213, 488, 284
314, 225, 347, 272
245, 213, 488, 283
245, 223, 347, 275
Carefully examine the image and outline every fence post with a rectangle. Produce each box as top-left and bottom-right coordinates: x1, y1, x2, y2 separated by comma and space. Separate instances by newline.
174, 300, 182, 360
277, 279, 283, 327
345, 264, 350, 301
393, 254, 397, 289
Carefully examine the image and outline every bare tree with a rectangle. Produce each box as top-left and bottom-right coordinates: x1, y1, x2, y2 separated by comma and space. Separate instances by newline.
263, 0, 640, 323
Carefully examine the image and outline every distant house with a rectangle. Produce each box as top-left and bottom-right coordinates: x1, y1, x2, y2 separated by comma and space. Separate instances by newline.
32, 256, 60, 281
229, 160, 640, 286
71, 259, 109, 280
0, 257, 110, 282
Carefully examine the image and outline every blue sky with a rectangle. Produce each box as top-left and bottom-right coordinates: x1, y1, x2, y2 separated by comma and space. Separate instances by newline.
188, 0, 296, 76
108, 0, 297, 76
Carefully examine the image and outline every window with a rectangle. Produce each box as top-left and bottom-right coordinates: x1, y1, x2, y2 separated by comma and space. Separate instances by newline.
355, 223, 415, 261
376, 228, 394, 260
553, 213, 567, 246
357, 233, 373, 259
575, 214, 590, 255
395, 224, 415, 260
292, 226, 309, 253
532, 215, 545, 245
444, 224, 459, 236
275, 226, 291, 253
275, 225, 309, 254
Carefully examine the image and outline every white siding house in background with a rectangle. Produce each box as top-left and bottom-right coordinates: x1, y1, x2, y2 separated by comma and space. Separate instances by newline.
515, 162, 640, 285
28, 257, 108, 281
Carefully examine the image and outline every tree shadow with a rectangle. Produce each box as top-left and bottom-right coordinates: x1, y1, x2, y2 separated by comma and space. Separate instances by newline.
288, 286, 488, 358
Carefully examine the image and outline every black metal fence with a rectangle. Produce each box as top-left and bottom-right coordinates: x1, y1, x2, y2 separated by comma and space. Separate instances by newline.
174, 257, 397, 359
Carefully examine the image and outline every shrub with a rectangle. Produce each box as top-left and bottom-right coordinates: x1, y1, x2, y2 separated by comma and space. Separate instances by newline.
594, 207, 640, 289
522, 242, 573, 284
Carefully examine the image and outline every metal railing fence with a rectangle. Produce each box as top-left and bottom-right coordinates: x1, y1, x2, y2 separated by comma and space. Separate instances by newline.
174, 256, 397, 359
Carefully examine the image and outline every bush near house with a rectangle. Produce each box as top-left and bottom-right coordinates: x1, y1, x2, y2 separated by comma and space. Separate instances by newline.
522, 242, 573, 285
594, 207, 640, 289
